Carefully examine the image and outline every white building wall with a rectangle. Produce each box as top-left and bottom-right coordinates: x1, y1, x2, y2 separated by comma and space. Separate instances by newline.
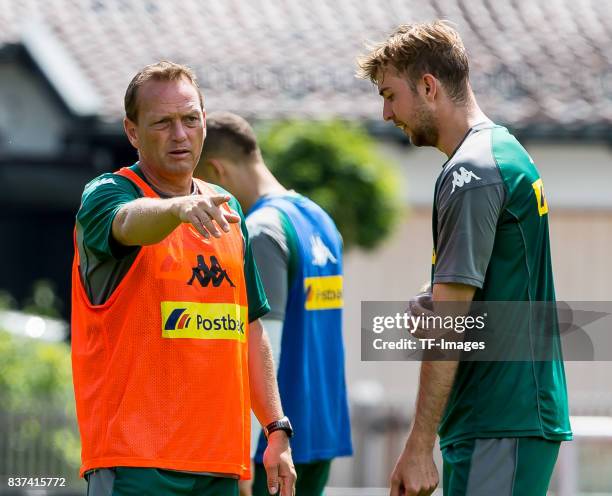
0, 62, 69, 155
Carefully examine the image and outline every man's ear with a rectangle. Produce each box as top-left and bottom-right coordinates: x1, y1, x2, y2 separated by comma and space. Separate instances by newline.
422, 73, 438, 102
123, 117, 139, 149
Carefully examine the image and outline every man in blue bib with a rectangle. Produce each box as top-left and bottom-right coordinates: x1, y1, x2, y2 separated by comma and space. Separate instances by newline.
196, 112, 353, 495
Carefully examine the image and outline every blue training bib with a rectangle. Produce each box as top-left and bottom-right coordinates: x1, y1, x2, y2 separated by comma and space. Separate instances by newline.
250, 194, 353, 463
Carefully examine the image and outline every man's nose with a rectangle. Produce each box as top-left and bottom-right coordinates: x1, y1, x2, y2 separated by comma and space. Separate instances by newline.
383, 100, 394, 122
171, 120, 188, 141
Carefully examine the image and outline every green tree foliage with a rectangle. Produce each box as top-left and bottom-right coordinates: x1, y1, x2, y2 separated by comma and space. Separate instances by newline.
0, 331, 72, 412
0, 330, 80, 479
258, 120, 402, 250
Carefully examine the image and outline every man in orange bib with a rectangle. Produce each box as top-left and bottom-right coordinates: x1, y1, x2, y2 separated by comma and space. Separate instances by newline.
71, 61, 296, 496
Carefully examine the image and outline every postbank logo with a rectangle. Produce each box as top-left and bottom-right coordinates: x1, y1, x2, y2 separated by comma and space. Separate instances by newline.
304, 275, 343, 310
531, 178, 549, 216
161, 302, 247, 341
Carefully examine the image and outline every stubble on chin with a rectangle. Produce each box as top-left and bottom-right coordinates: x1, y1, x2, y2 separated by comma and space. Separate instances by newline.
411, 109, 438, 148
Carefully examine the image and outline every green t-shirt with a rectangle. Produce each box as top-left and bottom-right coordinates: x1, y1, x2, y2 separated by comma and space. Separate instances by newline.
75, 163, 269, 322
431, 123, 572, 447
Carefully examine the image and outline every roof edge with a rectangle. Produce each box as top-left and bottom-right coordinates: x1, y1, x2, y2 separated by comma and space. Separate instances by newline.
22, 20, 101, 116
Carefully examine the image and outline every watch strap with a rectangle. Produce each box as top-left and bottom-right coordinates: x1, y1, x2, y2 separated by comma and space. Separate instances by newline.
264, 416, 294, 438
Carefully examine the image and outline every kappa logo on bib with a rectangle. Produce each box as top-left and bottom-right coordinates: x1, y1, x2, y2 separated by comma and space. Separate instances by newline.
304, 276, 343, 310
187, 255, 235, 288
310, 235, 338, 267
161, 302, 247, 341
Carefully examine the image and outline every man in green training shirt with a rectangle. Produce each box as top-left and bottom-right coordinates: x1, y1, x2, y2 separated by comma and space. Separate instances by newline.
358, 21, 571, 496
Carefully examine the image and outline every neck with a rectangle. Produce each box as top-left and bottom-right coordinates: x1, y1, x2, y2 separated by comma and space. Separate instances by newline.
139, 160, 193, 196
436, 94, 490, 158
241, 161, 287, 213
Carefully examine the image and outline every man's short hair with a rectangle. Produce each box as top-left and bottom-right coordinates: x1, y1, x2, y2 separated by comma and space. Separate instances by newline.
357, 20, 470, 103
124, 61, 203, 122
201, 111, 260, 165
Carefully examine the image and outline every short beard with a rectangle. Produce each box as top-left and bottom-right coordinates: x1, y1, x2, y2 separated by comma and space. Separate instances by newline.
409, 104, 438, 148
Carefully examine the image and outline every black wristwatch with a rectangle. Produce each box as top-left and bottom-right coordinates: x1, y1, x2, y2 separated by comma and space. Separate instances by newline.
264, 416, 294, 439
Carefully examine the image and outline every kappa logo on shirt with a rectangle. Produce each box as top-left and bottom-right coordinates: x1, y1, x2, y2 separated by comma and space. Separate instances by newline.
450, 167, 481, 194
310, 235, 337, 267
187, 255, 235, 288
86, 176, 117, 193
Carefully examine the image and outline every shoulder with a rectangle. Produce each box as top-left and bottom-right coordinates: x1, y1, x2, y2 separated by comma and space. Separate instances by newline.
76, 172, 142, 258
437, 128, 505, 207
246, 206, 289, 257
273, 192, 339, 235
77, 172, 142, 228
246, 206, 284, 238
489, 127, 541, 184
490, 126, 532, 165
80, 171, 141, 206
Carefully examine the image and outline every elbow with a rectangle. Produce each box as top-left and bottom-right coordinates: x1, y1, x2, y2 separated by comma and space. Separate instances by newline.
111, 208, 133, 247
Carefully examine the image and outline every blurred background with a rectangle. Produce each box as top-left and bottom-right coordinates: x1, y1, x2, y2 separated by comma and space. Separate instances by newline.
0, 0, 611, 494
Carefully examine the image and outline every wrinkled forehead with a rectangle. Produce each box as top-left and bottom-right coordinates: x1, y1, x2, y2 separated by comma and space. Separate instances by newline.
137, 77, 203, 116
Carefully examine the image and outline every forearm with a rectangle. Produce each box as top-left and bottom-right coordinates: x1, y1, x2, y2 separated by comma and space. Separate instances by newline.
408, 360, 459, 449
112, 197, 181, 246
249, 319, 284, 426
260, 317, 283, 373
408, 282, 474, 448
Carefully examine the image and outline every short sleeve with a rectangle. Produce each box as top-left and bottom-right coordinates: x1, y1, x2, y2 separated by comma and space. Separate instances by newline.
433, 180, 505, 288
246, 207, 289, 321
219, 191, 270, 322
76, 174, 141, 260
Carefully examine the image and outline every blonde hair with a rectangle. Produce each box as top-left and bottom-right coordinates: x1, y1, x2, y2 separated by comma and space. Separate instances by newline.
357, 20, 470, 102
124, 61, 203, 122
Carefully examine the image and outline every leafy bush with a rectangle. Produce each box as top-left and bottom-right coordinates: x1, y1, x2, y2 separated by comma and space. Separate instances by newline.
0, 330, 80, 480
0, 331, 72, 412
258, 120, 402, 250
